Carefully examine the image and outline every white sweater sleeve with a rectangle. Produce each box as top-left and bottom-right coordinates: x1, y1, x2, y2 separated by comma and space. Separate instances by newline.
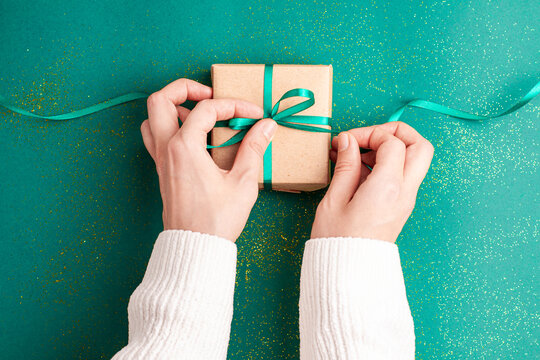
299, 237, 415, 360
112, 230, 237, 360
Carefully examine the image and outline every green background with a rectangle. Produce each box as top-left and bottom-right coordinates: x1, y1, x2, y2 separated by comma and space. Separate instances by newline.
1, 0, 538, 359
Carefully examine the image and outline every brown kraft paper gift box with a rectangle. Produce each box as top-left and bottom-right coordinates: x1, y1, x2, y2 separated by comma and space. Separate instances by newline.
210, 64, 333, 192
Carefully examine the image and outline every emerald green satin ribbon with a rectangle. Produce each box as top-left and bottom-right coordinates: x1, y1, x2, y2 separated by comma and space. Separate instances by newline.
0, 78, 539, 189
0, 92, 148, 120
2, 82, 537, 126
388, 81, 540, 122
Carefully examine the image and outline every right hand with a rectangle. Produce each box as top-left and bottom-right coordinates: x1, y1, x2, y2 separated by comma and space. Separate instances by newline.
311, 122, 434, 243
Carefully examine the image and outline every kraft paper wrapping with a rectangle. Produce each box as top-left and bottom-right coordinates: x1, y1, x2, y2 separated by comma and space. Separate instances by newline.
210, 64, 333, 192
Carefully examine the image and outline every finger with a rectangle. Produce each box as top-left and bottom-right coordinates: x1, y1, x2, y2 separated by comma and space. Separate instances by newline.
330, 149, 337, 163
140, 120, 156, 161
330, 135, 339, 162
331, 135, 339, 150
180, 99, 263, 150
231, 118, 277, 181
346, 127, 406, 180
331, 147, 376, 168
377, 121, 425, 146
147, 79, 212, 156
158, 78, 212, 105
376, 121, 434, 187
326, 132, 362, 205
176, 106, 190, 123
361, 151, 376, 168
359, 163, 371, 184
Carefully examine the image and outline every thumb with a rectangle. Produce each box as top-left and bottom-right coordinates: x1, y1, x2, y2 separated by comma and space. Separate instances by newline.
231, 119, 277, 181
326, 132, 362, 204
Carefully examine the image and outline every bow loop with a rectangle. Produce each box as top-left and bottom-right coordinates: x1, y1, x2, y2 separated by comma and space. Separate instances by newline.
227, 117, 258, 130
271, 88, 316, 120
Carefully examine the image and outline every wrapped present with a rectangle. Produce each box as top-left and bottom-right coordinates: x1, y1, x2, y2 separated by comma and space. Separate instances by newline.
210, 64, 333, 192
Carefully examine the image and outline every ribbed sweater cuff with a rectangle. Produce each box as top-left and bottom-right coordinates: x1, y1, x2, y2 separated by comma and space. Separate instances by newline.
299, 237, 415, 360
113, 230, 237, 360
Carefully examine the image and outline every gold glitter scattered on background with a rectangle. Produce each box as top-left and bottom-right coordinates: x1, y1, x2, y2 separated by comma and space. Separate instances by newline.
0, 1, 538, 359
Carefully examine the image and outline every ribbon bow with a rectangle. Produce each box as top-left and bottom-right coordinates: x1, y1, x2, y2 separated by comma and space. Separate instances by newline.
209, 87, 336, 149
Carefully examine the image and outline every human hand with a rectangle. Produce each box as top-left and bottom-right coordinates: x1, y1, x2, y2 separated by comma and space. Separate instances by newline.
311, 122, 434, 243
141, 79, 277, 242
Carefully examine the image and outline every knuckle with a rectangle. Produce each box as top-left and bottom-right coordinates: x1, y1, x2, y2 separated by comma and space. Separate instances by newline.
198, 98, 210, 105
423, 140, 435, 156
236, 168, 258, 186
334, 158, 356, 174
140, 121, 150, 139
395, 121, 412, 132
247, 139, 267, 158
373, 127, 389, 137
166, 136, 185, 159
317, 196, 340, 214
146, 92, 166, 109
380, 176, 402, 200
197, 99, 212, 109
371, 127, 385, 140
194, 99, 215, 116
316, 199, 330, 214
388, 138, 406, 152
177, 78, 189, 85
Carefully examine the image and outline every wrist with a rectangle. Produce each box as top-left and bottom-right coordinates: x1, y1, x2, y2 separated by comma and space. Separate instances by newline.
163, 225, 237, 243
310, 227, 398, 243
160, 228, 237, 244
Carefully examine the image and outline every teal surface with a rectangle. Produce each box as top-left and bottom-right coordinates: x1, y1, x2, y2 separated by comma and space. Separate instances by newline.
0, 1, 538, 359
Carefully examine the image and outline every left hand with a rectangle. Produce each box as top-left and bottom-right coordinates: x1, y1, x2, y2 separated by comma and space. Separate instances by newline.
140, 79, 277, 241
311, 122, 434, 242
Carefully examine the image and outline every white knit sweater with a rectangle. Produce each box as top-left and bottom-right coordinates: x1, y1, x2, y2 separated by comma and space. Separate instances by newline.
112, 230, 415, 359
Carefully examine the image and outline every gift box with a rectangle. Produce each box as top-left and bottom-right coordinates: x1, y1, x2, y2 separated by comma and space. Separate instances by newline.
210, 64, 333, 192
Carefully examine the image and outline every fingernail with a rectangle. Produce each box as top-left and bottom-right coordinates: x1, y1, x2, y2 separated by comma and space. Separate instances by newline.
262, 120, 277, 141
338, 133, 349, 151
